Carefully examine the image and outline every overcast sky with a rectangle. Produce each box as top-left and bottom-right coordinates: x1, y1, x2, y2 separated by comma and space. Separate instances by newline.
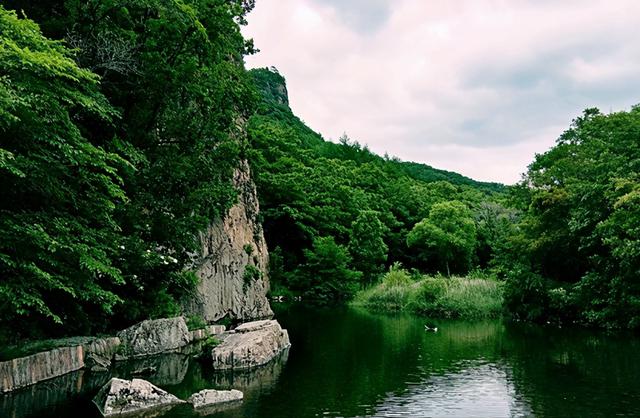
243, 0, 640, 184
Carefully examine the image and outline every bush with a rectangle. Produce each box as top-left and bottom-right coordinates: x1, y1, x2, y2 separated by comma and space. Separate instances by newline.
410, 277, 502, 319
186, 315, 207, 331
354, 283, 414, 311
354, 272, 503, 319
382, 263, 412, 287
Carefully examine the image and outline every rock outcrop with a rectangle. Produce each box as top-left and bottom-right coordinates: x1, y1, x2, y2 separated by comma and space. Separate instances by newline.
211, 320, 290, 370
116, 317, 190, 359
184, 160, 273, 323
189, 325, 226, 343
0, 346, 84, 393
0, 336, 123, 393
187, 389, 243, 408
93, 378, 184, 417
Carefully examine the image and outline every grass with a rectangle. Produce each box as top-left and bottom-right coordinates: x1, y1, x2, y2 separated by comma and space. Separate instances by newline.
353, 265, 504, 319
0, 336, 98, 362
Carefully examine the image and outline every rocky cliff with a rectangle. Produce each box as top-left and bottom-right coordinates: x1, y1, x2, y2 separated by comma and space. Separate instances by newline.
183, 159, 273, 322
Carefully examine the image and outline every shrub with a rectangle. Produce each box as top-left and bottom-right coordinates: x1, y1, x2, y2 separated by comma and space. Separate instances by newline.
354, 273, 504, 319
382, 262, 412, 288
186, 315, 207, 331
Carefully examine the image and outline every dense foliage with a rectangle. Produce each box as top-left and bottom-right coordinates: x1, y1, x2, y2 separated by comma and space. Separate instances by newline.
1, 0, 256, 338
0, 7, 127, 331
353, 265, 503, 319
1, 1, 638, 340
248, 68, 509, 301
249, 69, 640, 329
501, 107, 640, 328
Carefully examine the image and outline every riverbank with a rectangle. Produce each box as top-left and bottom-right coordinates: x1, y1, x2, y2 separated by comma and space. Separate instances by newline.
352, 267, 503, 319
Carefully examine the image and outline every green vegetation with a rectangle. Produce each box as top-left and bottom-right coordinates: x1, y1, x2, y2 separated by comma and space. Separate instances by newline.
248, 68, 508, 302
0, 336, 100, 361
243, 264, 263, 292
0, 0, 256, 340
250, 68, 640, 329
499, 107, 640, 328
407, 201, 477, 276
1, 0, 638, 345
186, 315, 207, 332
354, 265, 503, 319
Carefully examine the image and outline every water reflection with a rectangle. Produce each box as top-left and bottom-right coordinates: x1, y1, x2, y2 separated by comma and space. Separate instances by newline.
2, 306, 640, 418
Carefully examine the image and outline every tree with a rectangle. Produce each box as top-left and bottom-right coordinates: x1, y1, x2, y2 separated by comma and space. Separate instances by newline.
349, 210, 388, 284
0, 6, 128, 336
507, 106, 640, 328
294, 237, 361, 301
1, 0, 260, 336
407, 201, 477, 276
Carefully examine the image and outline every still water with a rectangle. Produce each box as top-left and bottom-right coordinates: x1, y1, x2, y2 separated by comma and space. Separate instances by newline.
3, 305, 640, 417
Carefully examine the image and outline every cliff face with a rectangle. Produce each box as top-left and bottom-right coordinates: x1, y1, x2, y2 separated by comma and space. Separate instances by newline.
184, 159, 273, 322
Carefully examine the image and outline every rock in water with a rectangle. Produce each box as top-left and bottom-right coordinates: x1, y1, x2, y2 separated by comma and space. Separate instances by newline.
116, 317, 190, 359
187, 389, 243, 408
93, 378, 184, 417
212, 320, 290, 370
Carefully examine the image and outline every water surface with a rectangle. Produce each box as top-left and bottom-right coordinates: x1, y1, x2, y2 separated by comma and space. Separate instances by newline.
3, 305, 640, 417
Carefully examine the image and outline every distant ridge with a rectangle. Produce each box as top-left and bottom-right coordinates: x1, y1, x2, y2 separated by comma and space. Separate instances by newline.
249, 67, 505, 194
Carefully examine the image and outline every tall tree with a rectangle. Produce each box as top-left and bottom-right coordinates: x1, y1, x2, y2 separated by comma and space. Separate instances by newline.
349, 210, 388, 284
407, 201, 477, 276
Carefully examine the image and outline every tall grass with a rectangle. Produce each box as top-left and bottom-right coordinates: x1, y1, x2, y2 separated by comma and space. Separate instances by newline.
353, 266, 504, 319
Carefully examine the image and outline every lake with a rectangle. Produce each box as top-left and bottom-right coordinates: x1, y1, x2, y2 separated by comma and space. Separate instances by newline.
3, 305, 640, 417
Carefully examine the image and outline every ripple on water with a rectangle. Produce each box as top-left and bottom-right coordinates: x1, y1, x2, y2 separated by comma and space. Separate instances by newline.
367, 361, 532, 418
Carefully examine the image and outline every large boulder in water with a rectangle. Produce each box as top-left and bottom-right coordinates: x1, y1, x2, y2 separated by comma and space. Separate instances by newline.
93, 377, 185, 416
116, 317, 190, 359
212, 320, 290, 370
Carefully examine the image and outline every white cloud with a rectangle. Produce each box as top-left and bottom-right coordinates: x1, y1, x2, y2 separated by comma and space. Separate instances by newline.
243, 0, 640, 184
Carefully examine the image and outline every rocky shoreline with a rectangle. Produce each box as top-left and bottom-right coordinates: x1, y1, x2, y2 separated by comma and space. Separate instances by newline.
0, 317, 290, 416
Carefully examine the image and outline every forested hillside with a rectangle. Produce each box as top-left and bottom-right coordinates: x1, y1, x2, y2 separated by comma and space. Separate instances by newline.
248, 68, 640, 329
247, 68, 510, 300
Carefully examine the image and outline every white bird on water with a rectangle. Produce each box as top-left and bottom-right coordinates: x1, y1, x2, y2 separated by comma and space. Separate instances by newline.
424, 325, 438, 332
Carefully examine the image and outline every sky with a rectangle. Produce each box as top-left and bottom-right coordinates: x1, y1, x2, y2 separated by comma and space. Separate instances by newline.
242, 0, 640, 184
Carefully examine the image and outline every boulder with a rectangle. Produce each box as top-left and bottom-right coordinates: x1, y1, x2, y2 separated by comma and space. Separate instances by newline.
84, 337, 121, 371
212, 320, 290, 370
116, 317, 190, 359
93, 378, 184, 416
0, 345, 84, 393
187, 389, 243, 408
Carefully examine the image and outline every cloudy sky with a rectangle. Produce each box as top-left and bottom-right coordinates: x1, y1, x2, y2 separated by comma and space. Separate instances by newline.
243, 0, 640, 184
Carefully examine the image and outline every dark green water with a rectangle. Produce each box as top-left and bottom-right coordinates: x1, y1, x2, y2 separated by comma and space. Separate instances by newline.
3, 305, 640, 417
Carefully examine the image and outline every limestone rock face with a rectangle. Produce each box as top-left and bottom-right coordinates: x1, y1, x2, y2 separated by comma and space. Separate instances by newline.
184, 160, 273, 322
212, 320, 290, 370
116, 317, 190, 359
187, 389, 243, 408
93, 378, 184, 417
